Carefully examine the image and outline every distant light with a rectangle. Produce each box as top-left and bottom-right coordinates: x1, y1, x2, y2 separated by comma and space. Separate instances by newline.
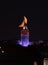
39, 40, 44, 44
29, 42, 33, 45
0, 46, 1, 49
2, 50, 4, 53
43, 58, 48, 65
34, 61, 38, 65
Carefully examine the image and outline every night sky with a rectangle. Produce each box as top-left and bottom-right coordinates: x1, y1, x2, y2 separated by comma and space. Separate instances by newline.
0, 8, 48, 40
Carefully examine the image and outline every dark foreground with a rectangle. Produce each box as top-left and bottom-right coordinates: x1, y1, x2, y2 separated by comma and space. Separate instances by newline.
0, 40, 48, 65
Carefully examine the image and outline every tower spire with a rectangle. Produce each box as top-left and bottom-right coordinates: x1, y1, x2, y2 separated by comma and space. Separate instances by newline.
19, 16, 27, 28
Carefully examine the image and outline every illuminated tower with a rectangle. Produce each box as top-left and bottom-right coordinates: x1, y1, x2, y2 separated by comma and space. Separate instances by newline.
18, 16, 30, 47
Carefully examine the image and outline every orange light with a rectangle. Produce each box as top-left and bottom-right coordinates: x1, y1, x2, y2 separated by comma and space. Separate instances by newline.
34, 61, 38, 65
19, 16, 27, 27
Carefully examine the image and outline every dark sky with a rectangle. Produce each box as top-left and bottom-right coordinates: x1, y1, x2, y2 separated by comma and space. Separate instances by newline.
0, 8, 48, 40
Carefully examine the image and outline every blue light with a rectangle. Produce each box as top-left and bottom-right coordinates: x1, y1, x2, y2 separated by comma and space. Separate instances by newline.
17, 40, 30, 47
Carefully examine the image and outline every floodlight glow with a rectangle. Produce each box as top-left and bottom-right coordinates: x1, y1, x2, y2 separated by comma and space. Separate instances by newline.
18, 40, 29, 47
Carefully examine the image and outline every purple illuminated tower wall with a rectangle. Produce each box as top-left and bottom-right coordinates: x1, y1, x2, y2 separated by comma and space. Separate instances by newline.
21, 26, 29, 47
